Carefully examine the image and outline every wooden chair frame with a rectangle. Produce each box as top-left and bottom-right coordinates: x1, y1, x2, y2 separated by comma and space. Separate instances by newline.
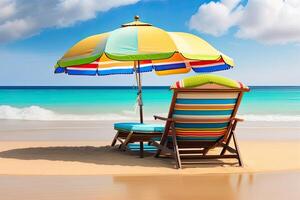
149, 88, 249, 169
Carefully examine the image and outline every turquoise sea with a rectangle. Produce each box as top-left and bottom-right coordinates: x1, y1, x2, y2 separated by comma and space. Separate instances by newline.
0, 86, 299, 121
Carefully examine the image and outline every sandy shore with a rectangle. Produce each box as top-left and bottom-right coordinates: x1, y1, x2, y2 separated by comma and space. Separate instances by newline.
0, 120, 299, 175
0, 120, 299, 199
0, 140, 299, 175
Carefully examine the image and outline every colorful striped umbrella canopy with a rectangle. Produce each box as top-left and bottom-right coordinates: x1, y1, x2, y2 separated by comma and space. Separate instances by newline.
54, 16, 235, 123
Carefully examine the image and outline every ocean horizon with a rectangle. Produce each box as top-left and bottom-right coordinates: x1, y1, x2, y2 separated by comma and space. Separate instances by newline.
1, 86, 300, 88
0, 86, 299, 122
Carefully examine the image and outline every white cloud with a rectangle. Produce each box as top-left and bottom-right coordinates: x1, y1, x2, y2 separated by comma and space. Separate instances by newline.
189, 0, 243, 36
0, 0, 16, 21
189, 0, 300, 44
0, 0, 140, 43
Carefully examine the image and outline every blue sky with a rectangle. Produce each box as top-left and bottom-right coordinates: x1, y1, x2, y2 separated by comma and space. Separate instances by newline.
0, 0, 299, 86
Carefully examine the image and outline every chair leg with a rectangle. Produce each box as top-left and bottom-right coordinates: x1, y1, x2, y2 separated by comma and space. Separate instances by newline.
120, 132, 133, 151
203, 147, 210, 155
155, 139, 167, 158
220, 131, 233, 155
111, 131, 120, 147
171, 124, 181, 169
155, 151, 160, 158
140, 141, 144, 158
220, 129, 243, 166
173, 146, 181, 169
118, 139, 123, 149
232, 132, 243, 166
154, 148, 161, 158
154, 133, 168, 158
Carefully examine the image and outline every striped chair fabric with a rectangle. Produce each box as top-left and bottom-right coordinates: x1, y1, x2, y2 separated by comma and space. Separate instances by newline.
171, 91, 239, 141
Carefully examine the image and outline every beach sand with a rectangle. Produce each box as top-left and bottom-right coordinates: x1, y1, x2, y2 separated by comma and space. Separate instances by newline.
0, 120, 299, 199
0, 140, 299, 175
1, 172, 299, 200
0, 120, 299, 175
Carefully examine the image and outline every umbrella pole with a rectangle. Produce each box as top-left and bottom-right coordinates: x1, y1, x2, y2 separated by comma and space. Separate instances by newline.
135, 60, 144, 123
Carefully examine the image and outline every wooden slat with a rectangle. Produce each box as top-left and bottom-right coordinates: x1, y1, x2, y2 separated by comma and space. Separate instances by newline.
179, 154, 238, 159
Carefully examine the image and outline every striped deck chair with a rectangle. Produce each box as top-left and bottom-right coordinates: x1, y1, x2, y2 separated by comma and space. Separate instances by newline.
150, 74, 249, 169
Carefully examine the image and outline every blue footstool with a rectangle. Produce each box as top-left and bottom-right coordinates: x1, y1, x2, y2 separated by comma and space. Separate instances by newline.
111, 122, 164, 157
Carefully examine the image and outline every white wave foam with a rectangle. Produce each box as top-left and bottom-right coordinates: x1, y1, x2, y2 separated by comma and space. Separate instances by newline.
0, 105, 300, 122
0, 105, 138, 121
239, 114, 300, 122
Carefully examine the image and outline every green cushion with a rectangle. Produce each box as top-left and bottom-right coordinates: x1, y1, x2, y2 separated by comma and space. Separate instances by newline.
172, 74, 248, 89
114, 122, 164, 133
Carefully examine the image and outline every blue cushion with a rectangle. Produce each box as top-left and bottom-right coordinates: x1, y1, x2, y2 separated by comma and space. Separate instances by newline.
114, 122, 164, 133
128, 143, 157, 152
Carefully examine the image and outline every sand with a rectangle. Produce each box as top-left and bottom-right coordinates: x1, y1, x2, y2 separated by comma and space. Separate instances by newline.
1, 172, 299, 200
0, 120, 299, 199
0, 120, 299, 175
0, 140, 299, 175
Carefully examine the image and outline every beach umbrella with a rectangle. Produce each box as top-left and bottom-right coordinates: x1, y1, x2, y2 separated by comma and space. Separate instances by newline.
54, 16, 235, 123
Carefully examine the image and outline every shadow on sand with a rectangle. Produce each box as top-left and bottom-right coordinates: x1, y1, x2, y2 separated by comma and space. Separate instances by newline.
0, 145, 232, 168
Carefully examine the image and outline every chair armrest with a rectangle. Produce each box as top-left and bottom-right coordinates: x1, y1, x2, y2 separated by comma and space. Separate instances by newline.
230, 117, 244, 122
153, 115, 174, 121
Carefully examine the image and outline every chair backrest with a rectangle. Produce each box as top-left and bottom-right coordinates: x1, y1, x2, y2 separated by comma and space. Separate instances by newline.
168, 74, 249, 142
